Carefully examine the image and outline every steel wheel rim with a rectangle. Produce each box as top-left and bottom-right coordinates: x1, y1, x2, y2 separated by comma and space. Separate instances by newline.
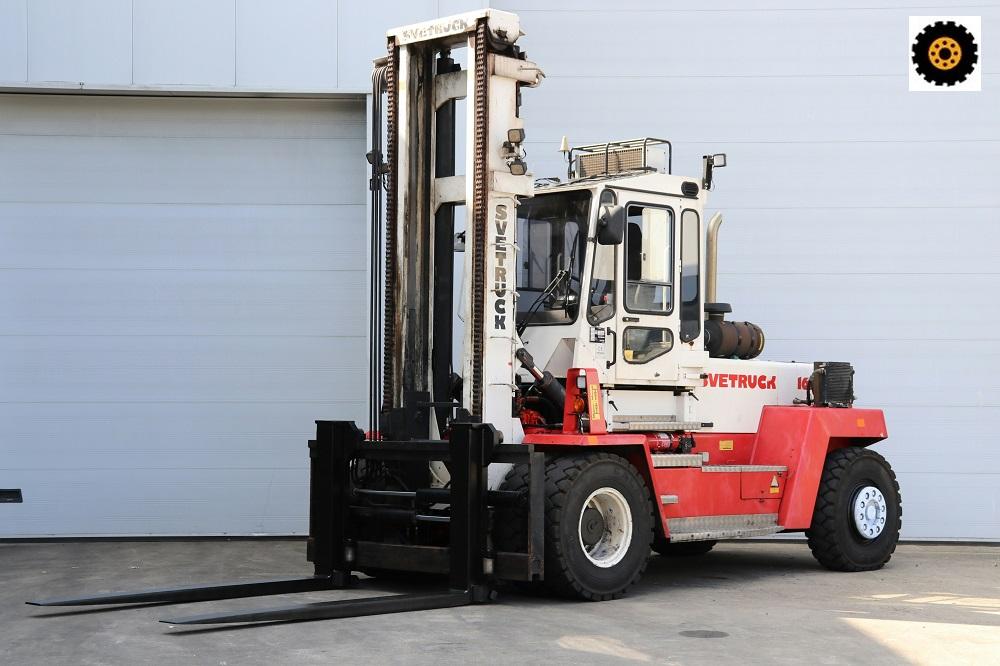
851, 485, 888, 539
578, 487, 632, 568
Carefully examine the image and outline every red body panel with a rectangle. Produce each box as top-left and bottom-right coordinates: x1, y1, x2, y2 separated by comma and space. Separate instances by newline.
521, 405, 888, 538
655, 468, 782, 521
741, 469, 786, 500
523, 433, 646, 446
563, 368, 607, 434
749, 405, 887, 529
691, 433, 756, 465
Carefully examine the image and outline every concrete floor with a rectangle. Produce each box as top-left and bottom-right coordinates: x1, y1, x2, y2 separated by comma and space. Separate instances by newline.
3, 540, 999, 665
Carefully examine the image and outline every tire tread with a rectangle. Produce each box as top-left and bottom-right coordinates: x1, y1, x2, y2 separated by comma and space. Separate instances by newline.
542, 453, 652, 601
805, 447, 902, 572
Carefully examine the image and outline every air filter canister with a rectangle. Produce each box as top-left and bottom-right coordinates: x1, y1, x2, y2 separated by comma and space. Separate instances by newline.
704, 320, 765, 360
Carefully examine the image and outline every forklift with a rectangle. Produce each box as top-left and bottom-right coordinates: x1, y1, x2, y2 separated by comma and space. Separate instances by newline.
29, 9, 901, 624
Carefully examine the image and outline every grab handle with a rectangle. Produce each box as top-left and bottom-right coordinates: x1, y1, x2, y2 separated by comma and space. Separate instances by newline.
606, 328, 617, 369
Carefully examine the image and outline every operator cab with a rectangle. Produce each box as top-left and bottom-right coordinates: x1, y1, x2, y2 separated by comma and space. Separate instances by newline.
515, 139, 718, 400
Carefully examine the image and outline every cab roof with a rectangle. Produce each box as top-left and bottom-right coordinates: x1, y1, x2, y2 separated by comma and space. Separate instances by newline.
533, 170, 705, 202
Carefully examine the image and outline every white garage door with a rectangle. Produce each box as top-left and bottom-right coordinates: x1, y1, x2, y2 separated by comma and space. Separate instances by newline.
0, 94, 368, 536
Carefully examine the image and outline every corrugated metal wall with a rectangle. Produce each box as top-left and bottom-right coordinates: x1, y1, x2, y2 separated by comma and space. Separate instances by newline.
0, 96, 367, 535
498, 1, 999, 539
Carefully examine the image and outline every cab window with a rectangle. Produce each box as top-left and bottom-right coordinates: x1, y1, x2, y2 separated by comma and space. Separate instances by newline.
587, 241, 616, 325
679, 209, 701, 342
624, 205, 673, 315
515, 191, 590, 328
623, 326, 673, 363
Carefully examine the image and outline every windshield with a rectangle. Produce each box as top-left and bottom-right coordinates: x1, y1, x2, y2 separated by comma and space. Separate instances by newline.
516, 190, 591, 328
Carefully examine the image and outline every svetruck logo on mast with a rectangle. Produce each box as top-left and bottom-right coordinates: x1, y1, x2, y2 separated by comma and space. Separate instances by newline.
909, 16, 981, 91
400, 18, 470, 43
493, 203, 509, 330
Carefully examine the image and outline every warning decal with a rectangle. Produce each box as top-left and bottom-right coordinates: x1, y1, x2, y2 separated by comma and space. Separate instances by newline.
588, 382, 602, 421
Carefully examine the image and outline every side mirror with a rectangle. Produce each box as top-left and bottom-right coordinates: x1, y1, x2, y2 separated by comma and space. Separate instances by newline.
597, 204, 625, 245
702, 153, 727, 190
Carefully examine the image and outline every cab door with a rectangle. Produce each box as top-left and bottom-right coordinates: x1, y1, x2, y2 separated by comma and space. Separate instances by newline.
611, 201, 680, 384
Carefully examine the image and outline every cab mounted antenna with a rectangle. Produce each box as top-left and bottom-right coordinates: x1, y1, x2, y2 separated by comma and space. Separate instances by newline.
559, 135, 571, 178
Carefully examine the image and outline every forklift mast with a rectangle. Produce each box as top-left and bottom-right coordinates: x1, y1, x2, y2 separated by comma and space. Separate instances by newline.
371, 10, 542, 445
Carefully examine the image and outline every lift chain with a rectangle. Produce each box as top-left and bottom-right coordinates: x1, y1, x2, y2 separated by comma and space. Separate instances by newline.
382, 39, 399, 411
469, 20, 490, 417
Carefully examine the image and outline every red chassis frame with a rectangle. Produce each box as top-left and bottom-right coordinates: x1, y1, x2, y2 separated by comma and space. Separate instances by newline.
522, 368, 888, 538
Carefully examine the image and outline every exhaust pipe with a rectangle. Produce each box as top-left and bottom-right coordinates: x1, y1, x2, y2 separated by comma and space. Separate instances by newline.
706, 212, 723, 303
702, 211, 766, 360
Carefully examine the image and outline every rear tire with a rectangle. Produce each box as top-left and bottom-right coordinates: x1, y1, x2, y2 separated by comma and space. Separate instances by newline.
493, 464, 540, 594
652, 538, 716, 557
495, 463, 531, 553
806, 447, 901, 571
542, 453, 653, 600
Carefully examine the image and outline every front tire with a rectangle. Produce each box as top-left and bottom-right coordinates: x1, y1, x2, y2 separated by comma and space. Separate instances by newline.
542, 453, 653, 600
806, 447, 902, 571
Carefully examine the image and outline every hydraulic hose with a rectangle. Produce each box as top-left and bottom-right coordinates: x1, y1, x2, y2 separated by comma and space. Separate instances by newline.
515, 348, 566, 411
